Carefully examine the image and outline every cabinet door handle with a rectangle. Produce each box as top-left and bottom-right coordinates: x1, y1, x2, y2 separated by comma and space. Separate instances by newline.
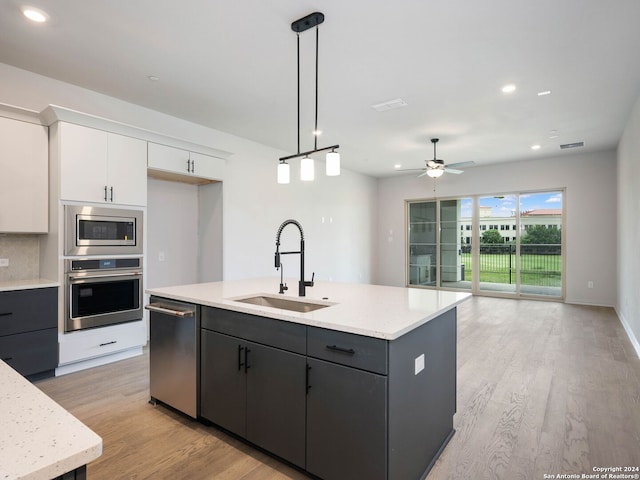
0, 312, 12, 317
2, 356, 13, 362
99, 340, 117, 347
238, 344, 245, 371
306, 363, 312, 394
187, 159, 191, 173
244, 347, 251, 373
110, 186, 114, 202
191, 159, 195, 173
104, 185, 108, 202
326, 345, 356, 355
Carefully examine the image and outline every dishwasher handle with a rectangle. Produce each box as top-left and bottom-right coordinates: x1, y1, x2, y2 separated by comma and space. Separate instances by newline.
145, 304, 195, 317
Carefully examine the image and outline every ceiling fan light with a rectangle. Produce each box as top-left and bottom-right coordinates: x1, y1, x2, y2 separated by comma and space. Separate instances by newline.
277, 160, 290, 184
326, 151, 340, 176
300, 157, 315, 181
426, 168, 444, 178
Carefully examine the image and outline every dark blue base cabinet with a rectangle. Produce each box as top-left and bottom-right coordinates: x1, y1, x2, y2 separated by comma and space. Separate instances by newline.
199, 306, 457, 480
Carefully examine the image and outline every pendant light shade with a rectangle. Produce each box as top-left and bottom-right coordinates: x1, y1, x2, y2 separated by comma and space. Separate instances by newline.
300, 157, 315, 181
277, 160, 290, 184
326, 150, 340, 176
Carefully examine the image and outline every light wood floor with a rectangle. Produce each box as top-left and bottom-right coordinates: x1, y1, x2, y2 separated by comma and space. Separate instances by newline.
35, 297, 640, 479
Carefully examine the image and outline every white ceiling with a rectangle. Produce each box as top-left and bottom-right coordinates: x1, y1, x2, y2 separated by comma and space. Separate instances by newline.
1, 0, 640, 177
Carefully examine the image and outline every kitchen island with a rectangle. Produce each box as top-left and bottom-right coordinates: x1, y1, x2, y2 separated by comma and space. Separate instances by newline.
147, 278, 470, 480
0, 360, 102, 480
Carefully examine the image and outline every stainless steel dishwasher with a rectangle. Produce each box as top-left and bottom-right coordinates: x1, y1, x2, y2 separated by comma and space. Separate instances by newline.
146, 297, 199, 418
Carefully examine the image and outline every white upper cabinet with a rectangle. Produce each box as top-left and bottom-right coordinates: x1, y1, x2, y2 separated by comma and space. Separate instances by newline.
148, 142, 224, 184
0, 116, 49, 233
58, 122, 147, 206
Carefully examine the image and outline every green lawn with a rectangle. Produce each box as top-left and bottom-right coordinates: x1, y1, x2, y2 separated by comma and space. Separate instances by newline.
460, 253, 562, 286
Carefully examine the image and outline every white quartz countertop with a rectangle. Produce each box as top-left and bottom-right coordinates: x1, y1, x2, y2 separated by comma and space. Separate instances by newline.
0, 361, 102, 480
0, 278, 59, 292
147, 278, 471, 340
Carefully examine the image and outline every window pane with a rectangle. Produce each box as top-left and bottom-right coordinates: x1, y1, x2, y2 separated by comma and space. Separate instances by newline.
478, 195, 517, 294
519, 192, 562, 297
440, 198, 472, 290
408, 202, 436, 286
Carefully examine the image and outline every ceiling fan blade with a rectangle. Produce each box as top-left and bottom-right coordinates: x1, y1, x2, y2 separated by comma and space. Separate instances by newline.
447, 160, 475, 169
417, 170, 430, 178
444, 168, 464, 174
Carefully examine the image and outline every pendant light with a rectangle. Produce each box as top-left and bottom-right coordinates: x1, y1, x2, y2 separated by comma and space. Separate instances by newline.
278, 12, 340, 183
277, 160, 290, 184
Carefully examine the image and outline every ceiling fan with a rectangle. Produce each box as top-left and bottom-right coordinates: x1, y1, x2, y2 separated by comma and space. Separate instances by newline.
400, 138, 474, 178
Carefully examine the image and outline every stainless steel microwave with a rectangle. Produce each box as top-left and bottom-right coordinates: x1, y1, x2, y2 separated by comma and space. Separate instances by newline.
65, 205, 143, 256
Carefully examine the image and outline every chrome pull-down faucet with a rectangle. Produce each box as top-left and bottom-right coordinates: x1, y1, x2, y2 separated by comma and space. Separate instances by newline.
274, 219, 314, 296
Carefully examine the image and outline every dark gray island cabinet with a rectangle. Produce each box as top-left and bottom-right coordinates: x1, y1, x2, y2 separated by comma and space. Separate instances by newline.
0, 287, 58, 380
199, 305, 457, 480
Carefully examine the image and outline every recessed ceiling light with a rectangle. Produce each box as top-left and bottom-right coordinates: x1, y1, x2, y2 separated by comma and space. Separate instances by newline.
22, 6, 49, 23
312, 129, 322, 136
501, 84, 516, 94
537, 90, 552, 96
531, 144, 541, 150
147, 75, 159, 82
394, 164, 402, 169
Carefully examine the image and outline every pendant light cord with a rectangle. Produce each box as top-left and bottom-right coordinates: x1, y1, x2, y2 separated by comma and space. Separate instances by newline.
314, 25, 319, 151
297, 32, 300, 155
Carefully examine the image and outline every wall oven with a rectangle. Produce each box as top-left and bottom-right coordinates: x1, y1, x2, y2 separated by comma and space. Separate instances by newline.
65, 205, 143, 256
65, 257, 143, 332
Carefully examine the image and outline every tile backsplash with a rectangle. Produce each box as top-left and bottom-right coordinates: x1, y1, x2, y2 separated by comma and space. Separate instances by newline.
0, 234, 40, 281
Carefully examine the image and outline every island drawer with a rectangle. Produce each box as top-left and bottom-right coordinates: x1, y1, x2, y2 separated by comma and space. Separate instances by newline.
307, 327, 388, 375
0, 288, 57, 336
201, 306, 306, 355
0, 328, 58, 377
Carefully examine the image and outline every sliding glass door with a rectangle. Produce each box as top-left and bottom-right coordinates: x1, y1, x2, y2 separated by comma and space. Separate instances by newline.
407, 190, 563, 299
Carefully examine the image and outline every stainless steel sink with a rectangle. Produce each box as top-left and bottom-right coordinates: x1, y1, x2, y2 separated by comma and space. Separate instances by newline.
232, 295, 333, 313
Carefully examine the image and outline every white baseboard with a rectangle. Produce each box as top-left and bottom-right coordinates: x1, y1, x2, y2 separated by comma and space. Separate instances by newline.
55, 347, 143, 376
615, 308, 640, 359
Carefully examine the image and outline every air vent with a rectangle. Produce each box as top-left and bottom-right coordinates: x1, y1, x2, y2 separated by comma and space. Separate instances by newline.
560, 142, 584, 149
371, 98, 407, 112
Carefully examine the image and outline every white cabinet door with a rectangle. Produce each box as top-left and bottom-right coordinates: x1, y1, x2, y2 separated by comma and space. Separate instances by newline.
148, 142, 225, 182
189, 151, 224, 181
148, 142, 190, 175
59, 123, 147, 206
59, 122, 109, 203
107, 133, 147, 206
0, 116, 49, 233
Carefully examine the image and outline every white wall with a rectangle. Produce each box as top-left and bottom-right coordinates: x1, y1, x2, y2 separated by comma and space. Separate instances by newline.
146, 178, 199, 288
616, 94, 640, 356
0, 62, 377, 287
221, 139, 377, 283
376, 150, 618, 306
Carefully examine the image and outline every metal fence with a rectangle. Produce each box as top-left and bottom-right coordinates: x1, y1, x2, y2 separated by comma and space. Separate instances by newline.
460, 244, 562, 286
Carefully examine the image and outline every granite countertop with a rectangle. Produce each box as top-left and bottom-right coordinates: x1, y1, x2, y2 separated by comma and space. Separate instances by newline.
147, 278, 471, 340
0, 361, 102, 480
0, 278, 59, 292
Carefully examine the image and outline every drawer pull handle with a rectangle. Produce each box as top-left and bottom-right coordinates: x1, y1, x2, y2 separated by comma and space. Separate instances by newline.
0, 312, 12, 317
99, 340, 117, 347
2, 356, 13, 362
326, 345, 356, 355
